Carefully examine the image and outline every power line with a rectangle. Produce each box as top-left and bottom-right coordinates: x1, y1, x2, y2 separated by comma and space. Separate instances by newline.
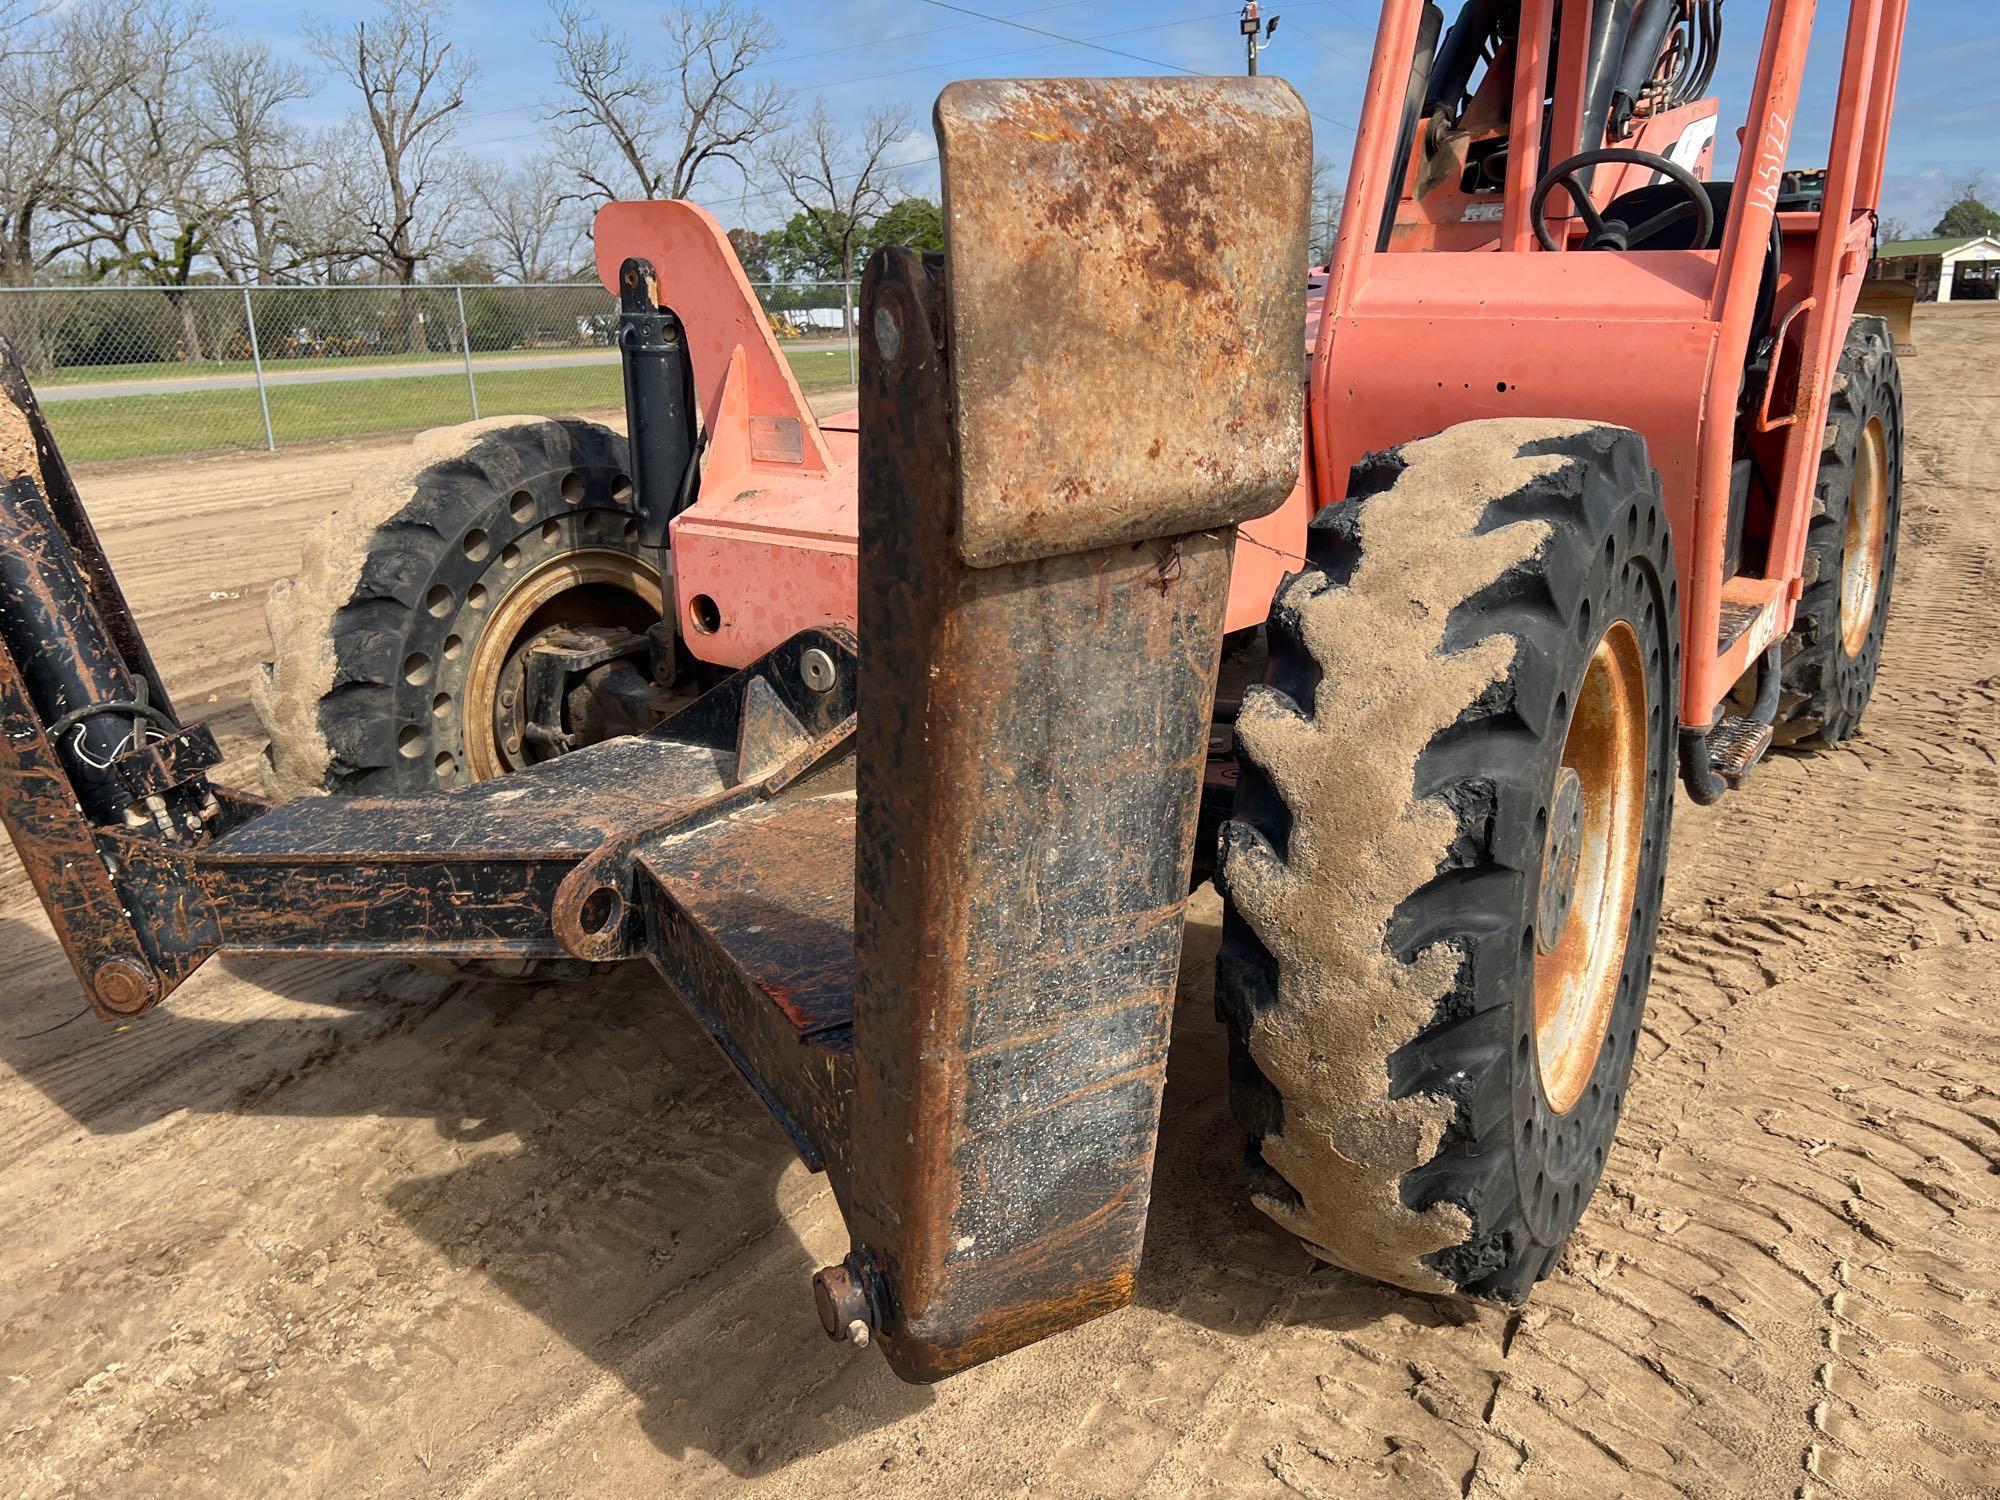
747, 0, 1087, 70
792, 8, 1260, 93
460, 9, 1229, 144
914, 0, 1355, 131
916, 0, 1201, 74
455, 0, 1096, 125
460, 0, 1371, 139
461, 0, 1358, 179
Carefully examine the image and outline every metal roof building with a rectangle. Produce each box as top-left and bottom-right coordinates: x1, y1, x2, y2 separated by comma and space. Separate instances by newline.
1869, 235, 2000, 302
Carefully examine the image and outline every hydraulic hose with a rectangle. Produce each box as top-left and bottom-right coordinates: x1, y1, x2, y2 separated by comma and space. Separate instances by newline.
0, 475, 149, 820
1610, 0, 1682, 137
1678, 643, 1780, 805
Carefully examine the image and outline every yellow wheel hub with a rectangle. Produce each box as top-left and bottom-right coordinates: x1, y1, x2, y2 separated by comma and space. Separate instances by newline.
461, 550, 661, 781
1839, 415, 1890, 658
1532, 619, 1648, 1116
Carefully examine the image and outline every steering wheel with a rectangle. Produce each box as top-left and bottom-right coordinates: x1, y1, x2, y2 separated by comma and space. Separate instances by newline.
1531, 148, 1716, 253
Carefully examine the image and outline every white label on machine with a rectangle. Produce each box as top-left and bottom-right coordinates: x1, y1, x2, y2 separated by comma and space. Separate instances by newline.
1657, 115, 1719, 183
1461, 201, 1504, 222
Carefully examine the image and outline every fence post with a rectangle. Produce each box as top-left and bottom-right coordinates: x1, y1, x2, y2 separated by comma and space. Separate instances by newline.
844, 280, 857, 386
241, 286, 276, 452
455, 286, 480, 420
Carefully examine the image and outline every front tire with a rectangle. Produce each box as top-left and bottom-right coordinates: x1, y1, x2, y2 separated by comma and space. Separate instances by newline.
1215, 420, 1680, 1300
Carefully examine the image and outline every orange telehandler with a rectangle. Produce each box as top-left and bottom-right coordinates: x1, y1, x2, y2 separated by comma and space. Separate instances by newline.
0, 0, 1905, 1380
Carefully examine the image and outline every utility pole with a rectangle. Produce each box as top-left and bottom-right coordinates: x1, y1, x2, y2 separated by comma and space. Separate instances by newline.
1240, 0, 1279, 75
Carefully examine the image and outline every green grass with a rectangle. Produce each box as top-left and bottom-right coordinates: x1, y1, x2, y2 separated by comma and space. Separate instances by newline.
782, 347, 855, 388
44, 349, 858, 463
40, 340, 851, 388
37, 345, 619, 387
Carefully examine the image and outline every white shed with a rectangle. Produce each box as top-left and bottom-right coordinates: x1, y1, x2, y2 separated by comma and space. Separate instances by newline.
1870, 235, 2000, 303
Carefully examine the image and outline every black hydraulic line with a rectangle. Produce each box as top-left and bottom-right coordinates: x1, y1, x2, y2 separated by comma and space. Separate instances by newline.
1749, 642, 1782, 723
1685, 0, 1721, 101
1378, 1, 1446, 254
1677, 725, 1728, 805
1426, 0, 1499, 117
1610, 0, 1681, 136
1580, 0, 1634, 153
0, 475, 149, 820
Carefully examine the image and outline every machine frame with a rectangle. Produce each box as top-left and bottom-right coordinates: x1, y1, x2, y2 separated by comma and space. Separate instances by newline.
0, 0, 1911, 1382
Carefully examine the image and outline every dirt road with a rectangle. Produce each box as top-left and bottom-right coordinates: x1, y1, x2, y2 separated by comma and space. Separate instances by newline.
1, 311, 1995, 1499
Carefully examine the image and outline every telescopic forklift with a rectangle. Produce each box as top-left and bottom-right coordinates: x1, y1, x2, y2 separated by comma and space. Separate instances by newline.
0, 0, 1906, 1380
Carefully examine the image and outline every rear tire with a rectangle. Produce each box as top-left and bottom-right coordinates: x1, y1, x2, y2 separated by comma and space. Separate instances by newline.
1772, 316, 1902, 747
1215, 420, 1679, 1300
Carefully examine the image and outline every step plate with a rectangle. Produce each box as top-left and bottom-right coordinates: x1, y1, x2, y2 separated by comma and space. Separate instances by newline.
1710, 715, 1775, 786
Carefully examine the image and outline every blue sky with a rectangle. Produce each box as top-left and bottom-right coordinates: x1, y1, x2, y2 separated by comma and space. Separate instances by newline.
215, 0, 1997, 234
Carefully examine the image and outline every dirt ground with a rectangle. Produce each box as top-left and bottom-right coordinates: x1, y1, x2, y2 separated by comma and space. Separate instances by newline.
1, 310, 1995, 1499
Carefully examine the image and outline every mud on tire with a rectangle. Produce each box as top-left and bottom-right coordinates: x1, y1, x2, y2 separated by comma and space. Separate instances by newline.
253, 417, 654, 799
1773, 315, 1903, 747
1215, 419, 1680, 1301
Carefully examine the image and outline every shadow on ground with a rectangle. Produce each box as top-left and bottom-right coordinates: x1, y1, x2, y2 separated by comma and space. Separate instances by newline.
0, 900, 1463, 1482
1132, 909, 1497, 1347
0, 916, 926, 1478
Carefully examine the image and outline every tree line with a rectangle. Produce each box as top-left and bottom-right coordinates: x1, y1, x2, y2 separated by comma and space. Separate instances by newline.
0, 0, 943, 347
1876, 174, 2000, 243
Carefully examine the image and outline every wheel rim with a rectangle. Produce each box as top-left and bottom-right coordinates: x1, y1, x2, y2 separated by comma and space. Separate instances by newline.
462, 550, 661, 781
1839, 415, 1890, 657
1533, 619, 1648, 1116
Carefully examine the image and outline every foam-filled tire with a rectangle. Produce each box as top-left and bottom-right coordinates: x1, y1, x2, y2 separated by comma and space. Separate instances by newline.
1772, 316, 1903, 748
1215, 419, 1680, 1301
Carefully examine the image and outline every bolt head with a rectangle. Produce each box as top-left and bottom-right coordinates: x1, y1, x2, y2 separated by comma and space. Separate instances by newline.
800, 647, 837, 694
92, 956, 155, 1015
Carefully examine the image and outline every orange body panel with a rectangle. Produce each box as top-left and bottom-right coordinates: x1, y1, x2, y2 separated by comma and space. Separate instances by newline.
1312, 0, 1907, 730
593, 199, 1303, 660
596, 201, 857, 669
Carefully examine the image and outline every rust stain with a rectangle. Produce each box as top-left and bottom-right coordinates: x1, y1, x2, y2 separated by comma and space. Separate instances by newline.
934, 77, 1313, 569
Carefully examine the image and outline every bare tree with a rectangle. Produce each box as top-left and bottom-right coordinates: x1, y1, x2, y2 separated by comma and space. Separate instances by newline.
1308, 155, 1343, 266
540, 0, 788, 207
0, 0, 55, 68
263, 126, 379, 285
0, 0, 156, 284
765, 101, 909, 338
67, 6, 237, 356
201, 42, 316, 284
468, 156, 581, 282
306, 0, 474, 349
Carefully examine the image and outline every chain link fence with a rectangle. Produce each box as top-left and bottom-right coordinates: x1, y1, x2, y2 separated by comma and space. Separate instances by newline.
0, 281, 862, 466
